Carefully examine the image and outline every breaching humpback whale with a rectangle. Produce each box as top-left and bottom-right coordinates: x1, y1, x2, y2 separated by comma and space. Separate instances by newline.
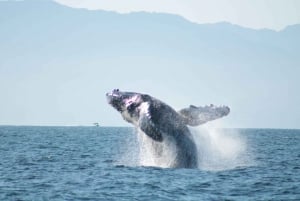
106, 89, 230, 168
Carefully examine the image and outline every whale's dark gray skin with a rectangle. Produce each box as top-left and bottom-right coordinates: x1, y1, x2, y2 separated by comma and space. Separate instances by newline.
106, 89, 230, 168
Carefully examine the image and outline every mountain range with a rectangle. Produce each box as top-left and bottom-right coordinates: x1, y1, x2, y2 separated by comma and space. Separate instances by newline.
0, 0, 299, 128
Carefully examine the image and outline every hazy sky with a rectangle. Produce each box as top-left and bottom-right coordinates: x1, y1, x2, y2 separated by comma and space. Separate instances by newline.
1, 0, 299, 128
55, 0, 300, 30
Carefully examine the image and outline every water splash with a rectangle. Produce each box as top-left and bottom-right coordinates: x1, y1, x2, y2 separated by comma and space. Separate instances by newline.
118, 124, 254, 170
116, 129, 140, 167
116, 128, 174, 168
136, 130, 177, 168
190, 122, 254, 171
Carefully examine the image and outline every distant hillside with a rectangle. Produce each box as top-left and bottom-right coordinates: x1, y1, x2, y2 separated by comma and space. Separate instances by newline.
0, 0, 299, 128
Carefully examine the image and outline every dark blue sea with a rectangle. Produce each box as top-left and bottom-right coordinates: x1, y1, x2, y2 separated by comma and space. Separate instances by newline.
0, 126, 299, 201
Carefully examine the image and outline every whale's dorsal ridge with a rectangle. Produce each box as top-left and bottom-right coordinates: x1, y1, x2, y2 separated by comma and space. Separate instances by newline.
178, 105, 230, 126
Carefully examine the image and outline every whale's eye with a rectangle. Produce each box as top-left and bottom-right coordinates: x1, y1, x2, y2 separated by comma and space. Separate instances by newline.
127, 104, 135, 113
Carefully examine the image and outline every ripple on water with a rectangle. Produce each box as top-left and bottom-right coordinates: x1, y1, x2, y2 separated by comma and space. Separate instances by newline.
0, 127, 300, 201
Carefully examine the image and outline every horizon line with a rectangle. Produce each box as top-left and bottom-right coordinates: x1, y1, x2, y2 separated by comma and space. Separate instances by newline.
0, 124, 299, 130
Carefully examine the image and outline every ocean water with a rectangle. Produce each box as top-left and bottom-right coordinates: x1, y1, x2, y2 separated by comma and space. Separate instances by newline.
0, 126, 299, 201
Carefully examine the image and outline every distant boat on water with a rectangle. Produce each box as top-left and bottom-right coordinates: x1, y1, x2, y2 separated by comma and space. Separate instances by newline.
93, 123, 100, 127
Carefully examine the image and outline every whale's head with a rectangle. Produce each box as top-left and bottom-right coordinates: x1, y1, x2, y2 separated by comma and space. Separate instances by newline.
106, 89, 150, 124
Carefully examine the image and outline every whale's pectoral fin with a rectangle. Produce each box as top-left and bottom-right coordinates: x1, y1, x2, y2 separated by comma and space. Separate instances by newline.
138, 114, 163, 142
178, 104, 230, 126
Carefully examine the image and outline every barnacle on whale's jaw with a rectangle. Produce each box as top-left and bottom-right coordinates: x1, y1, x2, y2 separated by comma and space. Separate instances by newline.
106, 89, 143, 113
106, 89, 123, 112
